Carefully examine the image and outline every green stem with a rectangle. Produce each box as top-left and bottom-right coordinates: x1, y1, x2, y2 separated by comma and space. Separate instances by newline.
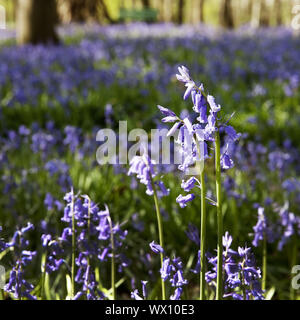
200, 169, 206, 300
290, 237, 297, 300
71, 195, 76, 299
107, 216, 116, 300
195, 138, 206, 300
262, 236, 267, 292
215, 131, 223, 300
241, 261, 246, 300
40, 251, 47, 300
150, 177, 166, 300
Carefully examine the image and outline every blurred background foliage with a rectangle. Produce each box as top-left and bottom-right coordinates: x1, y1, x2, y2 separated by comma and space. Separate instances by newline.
0, 0, 297, 28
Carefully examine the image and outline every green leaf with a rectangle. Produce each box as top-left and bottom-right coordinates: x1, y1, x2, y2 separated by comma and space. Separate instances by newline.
265, 286, 276, 300
65, 274, 72, 300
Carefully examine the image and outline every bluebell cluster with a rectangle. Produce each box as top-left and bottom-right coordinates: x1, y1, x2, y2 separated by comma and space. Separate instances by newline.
205, 232, 264, 300
157, 66, 240, 208
2, 223, 36, 300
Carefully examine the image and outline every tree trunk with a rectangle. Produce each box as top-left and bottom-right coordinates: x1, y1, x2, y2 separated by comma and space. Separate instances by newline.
57, 0, 100, 23
259, 0, 270, 26
142, 0, 150, 8
162, 0, 173, 22
274, 0, 282, 25
246, 0, 252, 24
220, 0, 234, 28
177, 0, 184, 24
69, 0, 98, 22
99, 0, 114, 23
251, 0, 261, 28
200, 0, 205, 22
190, 0, 204, 24
191, 0, 199, 24
131, 0, 137, 9
16, 0, 59, 45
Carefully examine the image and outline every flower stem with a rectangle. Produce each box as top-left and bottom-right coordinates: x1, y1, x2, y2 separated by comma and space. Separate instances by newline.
107, 215, 116, 300
215, 131, 223, 300
71, 195, 76, 299
195, 139, 206, 300
200, 169, 206, 300
150, 177, 166, 300
241, 261, 246, 300
40, 251, 47, 300
290, 237, 297, 300
262, 236, 267, 292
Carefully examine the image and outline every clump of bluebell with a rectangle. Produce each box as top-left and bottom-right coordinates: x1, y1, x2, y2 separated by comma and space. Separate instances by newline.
1, 223, 37, 300
206, 232, 264, 300
131, 241, 188, 300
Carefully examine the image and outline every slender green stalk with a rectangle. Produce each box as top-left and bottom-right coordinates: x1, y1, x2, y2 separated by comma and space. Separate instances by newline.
150, 176, 166, 300
290, 237, 297, 300
40, 251, 47, 300
71, 195, 76, 299
241, 261, 246, 300
107, 216, 116, 300
262, 236, 267, 292
215, 131, 223, 300
199, 169, 206, 300
195, 139, 206, 300
16, 263, 22, 300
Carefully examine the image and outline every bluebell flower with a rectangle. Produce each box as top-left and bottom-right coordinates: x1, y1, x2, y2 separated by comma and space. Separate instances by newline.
207, 95, 221, 112
221, 152, 234, 170
131, 289, 143, 300
149, 241, 164, 254
105, 103, 113, 126
156, 181, 170, 197
176, 65, 192, 83
252, 207, 275, 247
171, 269, 188, 287
141, 281, 148, 299
167, 121, 182, 137
160, 257, 172, 281
128, 154, 155, 196
4, 223, 36, 299
185, 223, 200, 246
277, 203, 300, 250
170, 287, 183, 300
181, 177, 199, 192
223, 231, 233, 251
157, 105, 178, 123
191, 250, 201, 274
223, 125, 240, 141
64, 126, 81, 153
176, 194, 195, 208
